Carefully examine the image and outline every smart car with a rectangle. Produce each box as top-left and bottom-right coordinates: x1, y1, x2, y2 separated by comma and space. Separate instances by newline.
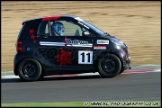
14, 15, 131, 81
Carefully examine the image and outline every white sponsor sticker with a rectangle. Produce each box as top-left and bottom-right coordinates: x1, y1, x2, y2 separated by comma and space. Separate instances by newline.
78, 51, 93, 64
97, 40, 109, 44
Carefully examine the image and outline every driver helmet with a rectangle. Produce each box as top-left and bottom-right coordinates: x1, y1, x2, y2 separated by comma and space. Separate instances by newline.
52, 22, 65, 36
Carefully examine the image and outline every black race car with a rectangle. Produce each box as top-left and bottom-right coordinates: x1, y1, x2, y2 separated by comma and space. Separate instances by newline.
14, 15, 131, 81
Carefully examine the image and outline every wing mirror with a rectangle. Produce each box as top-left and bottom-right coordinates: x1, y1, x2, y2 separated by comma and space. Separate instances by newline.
82, 31, 90, 36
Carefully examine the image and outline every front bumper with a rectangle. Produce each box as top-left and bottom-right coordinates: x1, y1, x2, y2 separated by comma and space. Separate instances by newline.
124, 63, 131, 70
123, 56, 131, 70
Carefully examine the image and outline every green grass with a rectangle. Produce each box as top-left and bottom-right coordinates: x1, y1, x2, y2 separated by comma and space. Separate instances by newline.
2, 101, 161, 107
2, 102, 84, 107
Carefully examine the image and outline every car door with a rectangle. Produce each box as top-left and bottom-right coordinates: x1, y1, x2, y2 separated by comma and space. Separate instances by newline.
36, 21, 65, 72
54, 19, 94, 72
36, 18, 94, 73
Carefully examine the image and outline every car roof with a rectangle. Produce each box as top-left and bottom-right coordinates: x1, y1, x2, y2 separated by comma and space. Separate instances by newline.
22, 15, 77, 24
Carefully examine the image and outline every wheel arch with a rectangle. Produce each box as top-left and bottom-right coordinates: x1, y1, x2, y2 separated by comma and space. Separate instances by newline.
14, 57, 45, 76
93, 51, 124, 70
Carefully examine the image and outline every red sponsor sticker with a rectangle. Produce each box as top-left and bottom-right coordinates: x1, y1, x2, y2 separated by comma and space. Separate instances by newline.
93, 46, 106, 49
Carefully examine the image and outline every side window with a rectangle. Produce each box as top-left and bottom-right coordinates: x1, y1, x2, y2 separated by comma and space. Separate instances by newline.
50, 20, 83, 36
64, 21, 82, 36
37, 21, 50, 37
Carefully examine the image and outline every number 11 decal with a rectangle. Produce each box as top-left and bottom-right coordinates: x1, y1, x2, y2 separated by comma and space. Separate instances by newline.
78, 51, 93, 64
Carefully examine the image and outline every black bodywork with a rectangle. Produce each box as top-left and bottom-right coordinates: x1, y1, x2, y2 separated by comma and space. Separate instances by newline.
14, 15, 131, 79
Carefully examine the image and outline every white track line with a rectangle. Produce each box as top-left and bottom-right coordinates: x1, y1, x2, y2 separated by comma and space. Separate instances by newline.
1, 69, 161, 79
2, 75, 19, 79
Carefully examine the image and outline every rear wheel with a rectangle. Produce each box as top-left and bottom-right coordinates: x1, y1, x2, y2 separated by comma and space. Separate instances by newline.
18, 58, 43, 81
98, 54, 121, 78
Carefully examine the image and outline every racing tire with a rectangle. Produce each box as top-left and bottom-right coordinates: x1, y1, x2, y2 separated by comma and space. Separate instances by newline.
18, 58, 43, 81
97, 54, 121, 78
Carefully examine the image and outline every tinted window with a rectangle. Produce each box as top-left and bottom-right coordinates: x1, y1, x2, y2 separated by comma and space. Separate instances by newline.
49, 20, 85, 36
37, 19, 90, 37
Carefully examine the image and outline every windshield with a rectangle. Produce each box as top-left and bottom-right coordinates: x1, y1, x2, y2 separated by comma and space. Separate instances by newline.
74, 17, 109, 36
80, 20, 105, 35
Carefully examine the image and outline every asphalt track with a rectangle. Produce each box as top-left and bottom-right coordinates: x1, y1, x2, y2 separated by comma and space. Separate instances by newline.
1, 70, 161, 104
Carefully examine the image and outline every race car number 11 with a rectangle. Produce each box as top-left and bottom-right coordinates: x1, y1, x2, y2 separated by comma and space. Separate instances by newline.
78, 51, 93, 64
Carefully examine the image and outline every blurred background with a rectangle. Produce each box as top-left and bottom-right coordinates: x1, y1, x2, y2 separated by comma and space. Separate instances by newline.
1, 1, 161, 71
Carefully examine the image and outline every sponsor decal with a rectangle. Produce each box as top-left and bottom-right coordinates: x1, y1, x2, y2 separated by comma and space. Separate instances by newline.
54, 48, 72, 66
40, 37, 92, 47
74, 17, 89, 29
97, 40, 109, 44
65, 38, 92, 47
93, 46, 106, 50
65, 38, 88, 44
78, 22, 89, 29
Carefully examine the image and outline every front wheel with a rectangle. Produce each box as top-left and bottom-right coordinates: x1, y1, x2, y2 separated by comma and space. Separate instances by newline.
119, 68, 124, 74
97, 54, 122, 78
18, 58, 43, 81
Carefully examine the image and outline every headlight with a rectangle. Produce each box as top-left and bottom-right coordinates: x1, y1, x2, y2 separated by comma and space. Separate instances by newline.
116, 45, 124, 51
116, 45, 121, 49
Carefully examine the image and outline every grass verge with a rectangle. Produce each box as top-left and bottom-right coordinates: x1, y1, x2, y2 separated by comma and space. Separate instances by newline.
2, 101, 161, 107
